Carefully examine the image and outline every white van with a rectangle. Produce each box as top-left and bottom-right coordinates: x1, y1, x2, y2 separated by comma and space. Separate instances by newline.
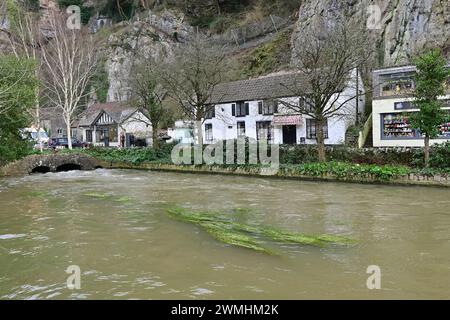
21, 128, 50, 147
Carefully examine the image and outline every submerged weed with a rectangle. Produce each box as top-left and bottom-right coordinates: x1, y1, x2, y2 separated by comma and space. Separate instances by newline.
167, 207, 356, 254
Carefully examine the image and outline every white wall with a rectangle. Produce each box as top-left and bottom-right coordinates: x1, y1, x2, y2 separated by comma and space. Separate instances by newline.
372, 95, 450, 147
202, 79, 361, 146
120, 111, 153, 146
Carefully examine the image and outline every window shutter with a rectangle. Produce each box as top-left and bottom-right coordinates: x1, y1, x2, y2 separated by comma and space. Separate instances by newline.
258, 102, 263, 114
232, 104, 236, 116
274, 101, 278, 114
245, 103, 249, 115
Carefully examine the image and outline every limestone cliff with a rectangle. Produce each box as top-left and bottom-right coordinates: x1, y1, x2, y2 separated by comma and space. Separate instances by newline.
105, 9, 192, 102
292, 0, 450, 67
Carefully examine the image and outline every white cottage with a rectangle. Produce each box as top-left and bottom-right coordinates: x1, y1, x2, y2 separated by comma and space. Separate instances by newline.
73, 102, 153, 148
202, 71, 364, 145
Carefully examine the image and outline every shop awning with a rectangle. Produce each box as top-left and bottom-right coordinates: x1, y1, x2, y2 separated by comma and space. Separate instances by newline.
272, 115, 303, 126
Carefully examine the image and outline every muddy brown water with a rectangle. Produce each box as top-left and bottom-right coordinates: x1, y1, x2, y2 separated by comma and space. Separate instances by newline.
0, 169, 449, 299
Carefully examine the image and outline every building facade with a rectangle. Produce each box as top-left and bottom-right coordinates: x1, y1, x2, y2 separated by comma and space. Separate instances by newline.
40, 107, 67, 139
73, 102, 153, 148
202, 71, 365, 145
372, 65, 450, 147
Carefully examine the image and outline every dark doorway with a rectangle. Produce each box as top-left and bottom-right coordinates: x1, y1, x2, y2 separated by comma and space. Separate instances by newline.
282, 125, 297, 145
126, 133, 133, 148
55, 164, 82, 172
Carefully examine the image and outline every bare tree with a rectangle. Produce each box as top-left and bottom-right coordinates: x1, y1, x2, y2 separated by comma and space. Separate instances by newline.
160, 33, 233, 144
279, 11, 371, 161
129, 56, 168, 150
41, 13, 99, 149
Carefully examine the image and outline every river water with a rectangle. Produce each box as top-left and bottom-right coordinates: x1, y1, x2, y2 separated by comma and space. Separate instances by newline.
0, 169, 449, 299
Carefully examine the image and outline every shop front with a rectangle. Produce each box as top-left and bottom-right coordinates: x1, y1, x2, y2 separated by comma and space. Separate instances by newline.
373, 98, 450, 147
272, 115, 303, 145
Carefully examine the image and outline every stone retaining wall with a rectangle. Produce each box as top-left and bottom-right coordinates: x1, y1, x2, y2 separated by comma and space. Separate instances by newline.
96, 161, 450, 188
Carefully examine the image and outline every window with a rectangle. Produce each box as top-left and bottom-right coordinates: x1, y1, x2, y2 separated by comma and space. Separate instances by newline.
205, 105, 215, 119
380, 73, 415, 97
205, 124, 213, 142
237, 122, 246, 137
256, 121, 273, 141
232, 102, 249, 117
306, 119, 328, 139
381, 113, 419, 139
259, 101, 277, 115
394, 101, 416, 110
381, 111, 450, 139
299, 97, 314, 112
109, 126, 118, 142
86, 130, 93, 143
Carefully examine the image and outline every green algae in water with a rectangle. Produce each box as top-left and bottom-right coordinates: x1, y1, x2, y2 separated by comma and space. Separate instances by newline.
26, 190, 52, 198
115, 196, 133, 203
167, 207, 356, 254
84, 192, 112, 199
201, 222, 272, 254
83, 193, 133, 203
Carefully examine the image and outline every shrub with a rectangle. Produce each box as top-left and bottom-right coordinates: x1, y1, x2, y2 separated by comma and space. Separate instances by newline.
83, 144, 175, 165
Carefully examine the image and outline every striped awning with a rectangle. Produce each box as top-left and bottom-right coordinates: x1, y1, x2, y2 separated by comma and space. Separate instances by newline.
272, 115, 303, 126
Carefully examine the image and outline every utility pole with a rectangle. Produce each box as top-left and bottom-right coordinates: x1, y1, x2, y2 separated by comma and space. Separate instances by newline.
356, 67, 360, 125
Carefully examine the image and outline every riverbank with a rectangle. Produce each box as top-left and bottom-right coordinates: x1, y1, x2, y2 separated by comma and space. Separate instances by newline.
96, 160, 450, 188
1, 149, 449, 187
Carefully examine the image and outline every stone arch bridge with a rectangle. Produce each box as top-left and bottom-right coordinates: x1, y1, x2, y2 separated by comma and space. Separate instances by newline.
0, 153, 101, 176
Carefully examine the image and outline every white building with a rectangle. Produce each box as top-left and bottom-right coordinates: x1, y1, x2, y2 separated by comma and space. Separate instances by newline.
73, 102, 153, 148
202, 71, 365, 145
167, 121, 194, 144
372, 65, 450, 147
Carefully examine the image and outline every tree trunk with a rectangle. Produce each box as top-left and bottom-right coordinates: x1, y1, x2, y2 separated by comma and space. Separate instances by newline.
152, 127, 159, 150
194, 113, 203, 145
34, 77, 43, 153
66, 120, 73, 150
424, 135, 430, 168
36, 106, 43, 153
316, 119, 326, 162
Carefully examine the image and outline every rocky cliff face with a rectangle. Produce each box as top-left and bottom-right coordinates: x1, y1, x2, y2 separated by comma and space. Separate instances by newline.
292, 0, 450, 67
105, 9, 192, 102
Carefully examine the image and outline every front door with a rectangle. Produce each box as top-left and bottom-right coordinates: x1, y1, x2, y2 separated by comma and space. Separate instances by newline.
282, 125, 297, 145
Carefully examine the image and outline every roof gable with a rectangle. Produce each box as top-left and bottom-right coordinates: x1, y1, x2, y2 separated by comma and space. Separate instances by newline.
93, 111, 116, 125
76, 102, 139, 127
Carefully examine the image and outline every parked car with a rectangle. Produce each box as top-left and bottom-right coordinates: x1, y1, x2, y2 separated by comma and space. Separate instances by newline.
20, 128, 50, 149
48, 138, 89, 149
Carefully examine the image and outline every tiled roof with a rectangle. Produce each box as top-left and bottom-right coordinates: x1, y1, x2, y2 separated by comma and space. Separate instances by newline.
209, 72, 309, 104
76, 102, 138, 127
